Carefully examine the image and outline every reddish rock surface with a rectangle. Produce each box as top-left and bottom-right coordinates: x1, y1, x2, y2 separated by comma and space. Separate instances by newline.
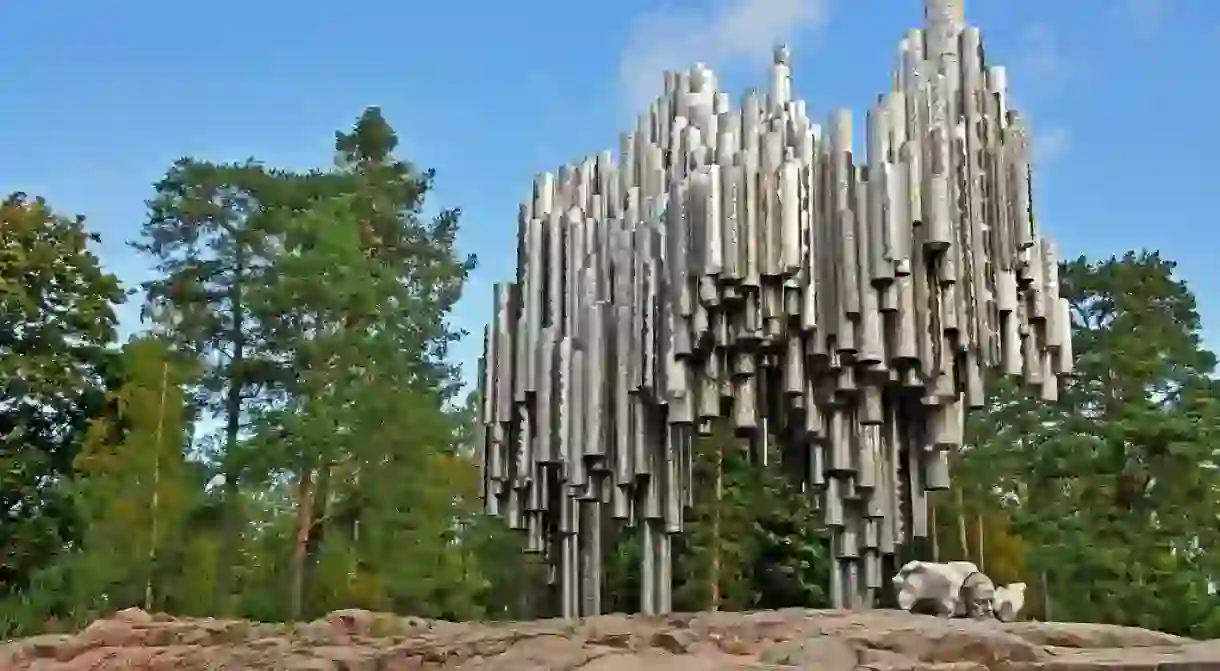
4, 606, 1218, 670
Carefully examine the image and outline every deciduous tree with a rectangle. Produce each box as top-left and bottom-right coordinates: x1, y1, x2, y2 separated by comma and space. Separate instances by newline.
0, 193, 123, 596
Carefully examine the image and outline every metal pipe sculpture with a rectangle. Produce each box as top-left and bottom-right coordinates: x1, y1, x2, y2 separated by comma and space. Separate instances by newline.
474, 0, 1073, 617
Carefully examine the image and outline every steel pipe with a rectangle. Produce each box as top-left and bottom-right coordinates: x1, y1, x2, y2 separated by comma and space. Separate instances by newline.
474, 0, 1069, 615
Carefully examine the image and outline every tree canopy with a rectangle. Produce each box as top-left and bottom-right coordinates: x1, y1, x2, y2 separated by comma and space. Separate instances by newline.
2, 108, 1218, 637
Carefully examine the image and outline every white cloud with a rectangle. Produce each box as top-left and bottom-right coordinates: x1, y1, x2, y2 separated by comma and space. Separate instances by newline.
1034, 125, 1070, 165
1006, 24, 1071, 164
616, 0, 829, 114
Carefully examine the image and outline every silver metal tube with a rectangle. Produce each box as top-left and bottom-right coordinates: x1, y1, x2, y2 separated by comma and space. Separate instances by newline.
477, 0, 1070, 617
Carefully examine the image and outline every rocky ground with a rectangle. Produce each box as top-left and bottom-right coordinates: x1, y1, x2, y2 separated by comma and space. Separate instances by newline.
4, 606, 1220, 670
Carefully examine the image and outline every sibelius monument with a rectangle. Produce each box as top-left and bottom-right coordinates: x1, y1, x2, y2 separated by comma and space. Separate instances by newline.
473, 0, 1072, 617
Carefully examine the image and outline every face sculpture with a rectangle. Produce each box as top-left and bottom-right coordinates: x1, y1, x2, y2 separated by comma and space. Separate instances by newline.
961, 572, 996, 619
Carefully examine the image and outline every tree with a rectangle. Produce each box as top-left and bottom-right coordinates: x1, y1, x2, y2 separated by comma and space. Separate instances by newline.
930, 486, 1028, 585
330, 106, 475, 394
604, 422, 831, 613
959, 251, 1220, 635
124, 108, 478, 622
67, 336, 200, 614
283, 108, 475, 618
242, 185, 478, 619
676, 426, 830, 611
134, 160, 274, 613
0, 193, 124, 596
132, 160, 343, 613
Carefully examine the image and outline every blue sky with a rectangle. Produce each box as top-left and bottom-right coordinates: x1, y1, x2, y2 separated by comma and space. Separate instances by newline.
1, 0, 1216, 393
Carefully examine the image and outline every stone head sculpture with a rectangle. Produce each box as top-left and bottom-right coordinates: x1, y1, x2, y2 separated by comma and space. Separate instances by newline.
959, 571, 997, 619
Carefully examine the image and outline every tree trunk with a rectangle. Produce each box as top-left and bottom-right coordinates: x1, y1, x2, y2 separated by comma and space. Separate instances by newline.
289, 465, 317, 621
145, 356, 169, 612
930, 493, 940, 563
303, 464, 332, 597
1042, 570, 1052, 621
955, 486, 969, 562
710, 442, 723, 611
216, 260, 246, 616
975, 514, 986, 573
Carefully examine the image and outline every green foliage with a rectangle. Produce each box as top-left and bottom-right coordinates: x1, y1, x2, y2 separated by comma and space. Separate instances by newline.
1, 193, 124, 598
606, 424, 831, 613
3, 107, 486, 628
747, 464, 830, 609
681, 428, 830, 611
2, 338, 203, 637
460, 515, 551, 620
330, 106, 475, 398
3, 97, 1217, 639
957, 251, 1220, 636
72, 337, 200, 608
113, 107, 479, 621
134, 157, 293, 614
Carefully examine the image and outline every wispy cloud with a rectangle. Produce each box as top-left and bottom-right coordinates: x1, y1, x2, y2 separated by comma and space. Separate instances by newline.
1034, 125, 1071, 165
1123, 0, 1172, 35
1016, 23, 1063, 80
616, 0, 830, 114
1009, 24, 1071, 164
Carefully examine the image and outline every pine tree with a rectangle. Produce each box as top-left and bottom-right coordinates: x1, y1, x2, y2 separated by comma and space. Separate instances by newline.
959, 251, 1220, 635
134, 160, 282, 613
247, 186, 477, 618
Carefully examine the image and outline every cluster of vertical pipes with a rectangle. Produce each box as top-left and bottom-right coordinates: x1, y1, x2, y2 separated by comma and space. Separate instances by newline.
474, 0, 1073, 618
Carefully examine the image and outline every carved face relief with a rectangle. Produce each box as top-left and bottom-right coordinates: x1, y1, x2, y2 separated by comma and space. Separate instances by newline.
960, 571, 997, 618
970, 588, 996, 618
